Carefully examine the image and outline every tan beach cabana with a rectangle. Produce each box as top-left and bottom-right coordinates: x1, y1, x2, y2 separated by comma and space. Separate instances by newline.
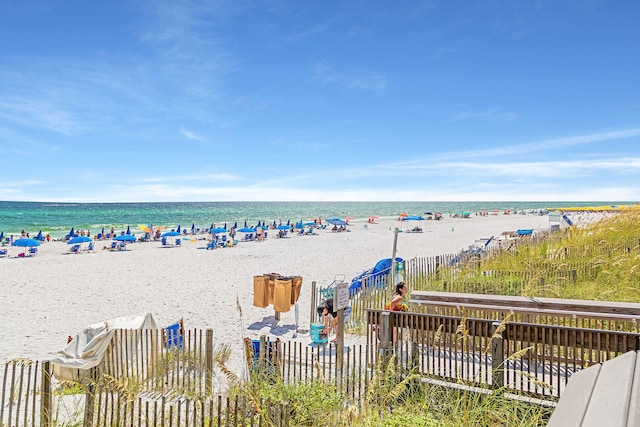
50, 312, 158, 382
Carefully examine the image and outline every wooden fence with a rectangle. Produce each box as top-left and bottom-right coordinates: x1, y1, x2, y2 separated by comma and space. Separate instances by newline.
404, 235, 640, 296
366, 309, 640, 398
4, 315, 640, 426
0, 334, 287, 427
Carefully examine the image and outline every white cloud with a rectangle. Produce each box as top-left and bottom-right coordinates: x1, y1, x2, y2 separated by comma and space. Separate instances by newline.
180, 128, 204, 141
313, 62, 387, 92
453, 108, 518, 122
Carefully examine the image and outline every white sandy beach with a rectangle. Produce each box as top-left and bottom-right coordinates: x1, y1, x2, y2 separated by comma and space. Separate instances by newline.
1, 214, 556, 371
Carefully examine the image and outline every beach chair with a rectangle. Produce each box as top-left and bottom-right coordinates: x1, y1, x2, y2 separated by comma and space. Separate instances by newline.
244, 337, 280, 375
86, 242, 94, 252
163, 319, 184, 350
70, 244, 81, 254
0, 248, 8, 258
28, 247, 38, 256
175, 238, 181, 247
206, 241, 216, 250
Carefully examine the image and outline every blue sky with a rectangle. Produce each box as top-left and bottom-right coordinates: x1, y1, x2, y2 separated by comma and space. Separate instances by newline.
1, 1, 639, 202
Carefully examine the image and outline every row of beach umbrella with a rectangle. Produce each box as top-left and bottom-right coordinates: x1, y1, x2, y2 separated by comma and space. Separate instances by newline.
1, 217, 357, 249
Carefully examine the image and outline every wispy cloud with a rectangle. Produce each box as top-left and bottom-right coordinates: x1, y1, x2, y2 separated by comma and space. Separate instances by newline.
180, 127, 204, 142
313, 62, 387, 92
392, 127, 640, 165
138, 173, 240, 183
453, 108, 518, 122
0, 100, 82, 135
0, 180, 46, 187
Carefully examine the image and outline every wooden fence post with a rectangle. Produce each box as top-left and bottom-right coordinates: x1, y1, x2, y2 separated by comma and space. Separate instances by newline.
205, 328, 214, 395
491, 321, 504, 389
82, 383, 95, 427
310, 281, 317, 324
379, 312, 392, 363
40, 361, 52, 427
259, 335, 267, 372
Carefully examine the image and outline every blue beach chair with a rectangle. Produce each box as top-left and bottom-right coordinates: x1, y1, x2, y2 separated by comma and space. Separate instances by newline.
164, 319, 184, 350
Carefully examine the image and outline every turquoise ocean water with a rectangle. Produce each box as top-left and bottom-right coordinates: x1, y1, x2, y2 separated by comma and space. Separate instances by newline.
0, 201, 627, 238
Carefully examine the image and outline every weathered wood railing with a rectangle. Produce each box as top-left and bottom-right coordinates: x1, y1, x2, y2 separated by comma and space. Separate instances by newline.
366, 309, 640, 399
410, 291, 640, 332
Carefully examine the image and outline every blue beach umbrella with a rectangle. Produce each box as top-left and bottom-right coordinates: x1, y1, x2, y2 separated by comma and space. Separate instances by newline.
0, 231, 4, 241
210, 227, 227, 234
13, 238, 41, 247
68, 236, 92, 244
114, 235, 136, 242
243, 220, 247, 228
277, 225, 292, 230
34, 230, 44, 241
401, 215, 425, 221
326, 218, 349, 226
233, 221, 237, 229
101, 227, 105, 236
176, 225, 181, 233
191, 223, 195, 233
66, 227, 77, 239
237, 227, 255, 233
162, 231, 181, 237
125, 225, 131, 235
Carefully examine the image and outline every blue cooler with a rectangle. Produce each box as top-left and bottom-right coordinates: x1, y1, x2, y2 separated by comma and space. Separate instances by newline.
310, 323, 328, 344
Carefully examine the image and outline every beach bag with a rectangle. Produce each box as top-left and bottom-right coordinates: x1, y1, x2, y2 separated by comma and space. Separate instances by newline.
274, 278, 292, 312
253, 275, 269, 308
290, 276, 302, 305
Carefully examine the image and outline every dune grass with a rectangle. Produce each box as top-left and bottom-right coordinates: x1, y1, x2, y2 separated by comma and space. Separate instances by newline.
416, 211, 640, 302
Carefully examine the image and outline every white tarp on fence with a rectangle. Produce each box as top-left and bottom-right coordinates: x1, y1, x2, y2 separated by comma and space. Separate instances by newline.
50, 312, 158, 382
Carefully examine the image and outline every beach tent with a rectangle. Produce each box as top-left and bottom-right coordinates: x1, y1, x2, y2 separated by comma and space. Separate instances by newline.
51, 313, 158, 382
349, 257, 403, 296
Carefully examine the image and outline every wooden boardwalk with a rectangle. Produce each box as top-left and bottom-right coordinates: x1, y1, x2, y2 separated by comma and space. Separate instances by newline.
548, 349, 640, 427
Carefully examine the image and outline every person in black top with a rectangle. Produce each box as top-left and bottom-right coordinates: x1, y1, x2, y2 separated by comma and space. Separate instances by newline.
317, 297, 339, 342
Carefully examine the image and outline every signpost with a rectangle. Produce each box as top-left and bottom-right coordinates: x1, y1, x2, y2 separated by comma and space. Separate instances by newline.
335, 281, 349, 367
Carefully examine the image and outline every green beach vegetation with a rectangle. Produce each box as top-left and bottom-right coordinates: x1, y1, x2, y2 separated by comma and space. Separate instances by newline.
411, 210, 640, 302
